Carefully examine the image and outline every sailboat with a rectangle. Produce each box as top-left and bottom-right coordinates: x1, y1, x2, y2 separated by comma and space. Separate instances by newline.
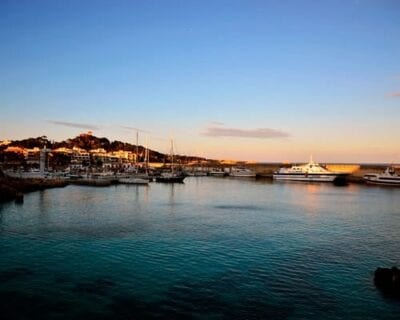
118, 131, 150, 185
156, 139, 185, 183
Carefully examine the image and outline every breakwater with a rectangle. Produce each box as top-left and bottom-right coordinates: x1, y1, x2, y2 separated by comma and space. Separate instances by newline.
0, 172, 68, 203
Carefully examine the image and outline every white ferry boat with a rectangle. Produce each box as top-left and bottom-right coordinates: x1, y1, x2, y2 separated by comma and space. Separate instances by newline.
273, 158, 347, 183
363, 167, 400, 186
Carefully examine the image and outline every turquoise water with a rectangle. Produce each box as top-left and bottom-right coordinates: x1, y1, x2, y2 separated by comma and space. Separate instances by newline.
1, 178, 400, 319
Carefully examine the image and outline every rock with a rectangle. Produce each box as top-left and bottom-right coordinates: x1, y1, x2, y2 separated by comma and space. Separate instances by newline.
15, 192, 24, 204
374, 267, 400, 297
0, 183, 19, 203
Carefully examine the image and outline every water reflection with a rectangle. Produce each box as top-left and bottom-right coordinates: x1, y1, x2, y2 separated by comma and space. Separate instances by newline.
302, 184, 322, 216
1, 178, 400, 319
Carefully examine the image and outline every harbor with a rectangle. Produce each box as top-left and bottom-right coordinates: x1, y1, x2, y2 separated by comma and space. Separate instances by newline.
2, 133, 399, 197
1, 1, 399, 319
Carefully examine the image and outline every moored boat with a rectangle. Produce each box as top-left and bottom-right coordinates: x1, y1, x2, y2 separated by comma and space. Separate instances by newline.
229, 167, 256, 177
273, 157, 347, 183
155, 171, 185, 183
363, 167, 400, 186
155, 139, 185, 183
208, 169, 226, 177
118, 176, 150, 185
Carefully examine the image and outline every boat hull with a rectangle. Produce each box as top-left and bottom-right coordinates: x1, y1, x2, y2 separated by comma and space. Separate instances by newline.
118, 178, 149, 185
364, 178, 400, 186
273, 173, 344, 182
208, 171, 226, 177
155, 176, 185, 183
229, 173, 256, 177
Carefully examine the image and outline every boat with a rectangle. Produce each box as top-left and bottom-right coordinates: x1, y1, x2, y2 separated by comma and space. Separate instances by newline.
185, 170, 208, 177
155, 171, 185, 183
273, 157, 347, 183
4, 169, 49, 179
229, 167, 256, 177
155, 139, 185, 183
208, 169, 226, 177
118, 132, 151, 185
363, 167, 400, 186
118, 176, 149, 185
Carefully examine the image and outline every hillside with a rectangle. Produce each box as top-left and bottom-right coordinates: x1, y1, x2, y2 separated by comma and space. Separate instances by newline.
1, 134, 204, 163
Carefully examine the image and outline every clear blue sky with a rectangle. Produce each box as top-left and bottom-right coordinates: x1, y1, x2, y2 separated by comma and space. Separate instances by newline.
1, 0, 399, 162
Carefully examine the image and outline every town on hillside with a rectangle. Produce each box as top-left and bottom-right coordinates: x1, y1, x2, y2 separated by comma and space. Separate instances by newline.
0, 131, 206, 174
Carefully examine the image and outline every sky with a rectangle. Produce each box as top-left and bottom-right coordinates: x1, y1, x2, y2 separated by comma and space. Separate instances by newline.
0, 0, 399, 163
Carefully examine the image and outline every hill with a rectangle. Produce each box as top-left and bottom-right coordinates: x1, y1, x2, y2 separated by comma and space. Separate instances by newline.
2, 133, 204, 163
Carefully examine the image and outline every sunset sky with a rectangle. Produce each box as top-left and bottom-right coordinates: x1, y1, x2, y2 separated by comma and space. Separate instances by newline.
1, 0, 399, 162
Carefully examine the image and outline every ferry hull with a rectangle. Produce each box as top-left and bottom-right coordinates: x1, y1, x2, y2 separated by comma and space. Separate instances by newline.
273, 174, 343, 182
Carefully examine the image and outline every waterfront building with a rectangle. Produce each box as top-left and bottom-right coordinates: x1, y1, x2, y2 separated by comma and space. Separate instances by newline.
25, 147, 41, 165
52, 147, 73, 155
69, 147, 90, 169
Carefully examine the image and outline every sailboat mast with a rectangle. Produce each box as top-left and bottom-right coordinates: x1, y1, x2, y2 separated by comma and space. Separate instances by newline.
136, 131, 139, 165
171, 139, 174, 174
145, 136, 149, 174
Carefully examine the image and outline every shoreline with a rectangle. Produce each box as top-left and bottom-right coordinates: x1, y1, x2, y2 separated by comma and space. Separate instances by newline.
0, 163, 396, 204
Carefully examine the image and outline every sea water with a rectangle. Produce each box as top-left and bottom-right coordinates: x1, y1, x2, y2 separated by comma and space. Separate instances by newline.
1, 178, 400, 319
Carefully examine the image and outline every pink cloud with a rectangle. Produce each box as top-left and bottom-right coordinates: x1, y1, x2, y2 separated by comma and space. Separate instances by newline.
47, 120, 99, 130
203, 126, 290, 139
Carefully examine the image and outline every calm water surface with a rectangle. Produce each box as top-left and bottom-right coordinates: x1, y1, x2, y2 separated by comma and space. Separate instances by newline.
1, 178, 400, 319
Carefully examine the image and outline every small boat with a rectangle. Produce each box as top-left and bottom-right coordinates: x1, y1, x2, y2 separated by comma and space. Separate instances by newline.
70, 178, 112, 186
118, 176, 149, 185
4, 169, 50, 179
273, 157, 347, 183
363, 167, 400, 186
155, 171, 185, 183
229, 167, 256, 177
185, 170, 208, 177
208, 169, 226, 177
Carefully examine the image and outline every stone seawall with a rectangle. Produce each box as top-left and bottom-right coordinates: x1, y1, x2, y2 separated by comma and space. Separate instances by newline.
0, 173, 68, 203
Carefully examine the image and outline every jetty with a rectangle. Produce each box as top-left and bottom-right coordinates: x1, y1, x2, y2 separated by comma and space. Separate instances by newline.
0, 170, 68, 203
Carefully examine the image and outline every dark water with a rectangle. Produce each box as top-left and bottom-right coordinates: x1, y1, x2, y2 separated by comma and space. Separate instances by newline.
1, 178, 400, 319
